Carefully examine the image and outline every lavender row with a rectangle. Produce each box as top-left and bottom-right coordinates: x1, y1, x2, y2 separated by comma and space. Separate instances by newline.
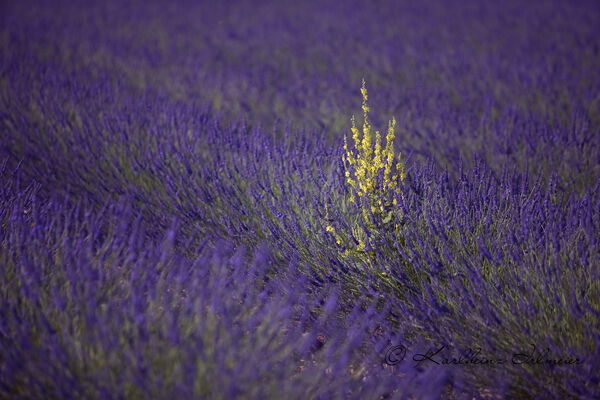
3, 0, 599, 186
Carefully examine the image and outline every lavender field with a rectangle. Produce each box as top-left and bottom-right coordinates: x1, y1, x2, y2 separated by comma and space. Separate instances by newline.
1, 0, 599, 399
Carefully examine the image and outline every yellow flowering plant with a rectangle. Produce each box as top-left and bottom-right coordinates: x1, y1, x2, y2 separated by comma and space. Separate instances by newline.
327, 80, 406, 263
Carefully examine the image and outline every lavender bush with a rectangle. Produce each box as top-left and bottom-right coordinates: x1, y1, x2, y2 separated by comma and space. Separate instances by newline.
1, 0, 599, 399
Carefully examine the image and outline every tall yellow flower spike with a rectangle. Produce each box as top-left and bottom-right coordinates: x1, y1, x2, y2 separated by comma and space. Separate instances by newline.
342, 79, 405, 227
326, 80, 405, 263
